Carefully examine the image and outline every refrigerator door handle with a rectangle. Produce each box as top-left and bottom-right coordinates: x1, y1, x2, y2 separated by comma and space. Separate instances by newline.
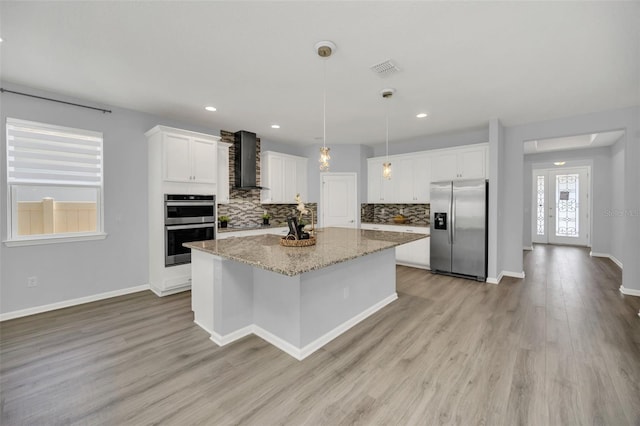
451, 195, 456, 244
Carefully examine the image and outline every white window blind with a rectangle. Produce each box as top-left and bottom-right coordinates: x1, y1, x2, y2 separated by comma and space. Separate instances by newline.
6, 118, 103, 186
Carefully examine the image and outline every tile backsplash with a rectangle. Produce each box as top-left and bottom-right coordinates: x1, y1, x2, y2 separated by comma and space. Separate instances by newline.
217, 130, 316, 227
361, 203, 430, 225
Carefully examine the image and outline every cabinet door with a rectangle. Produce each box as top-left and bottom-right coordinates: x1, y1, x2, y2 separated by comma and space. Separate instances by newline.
191, 138, 216, 183
413, 155, 431, 202
164, 134, 192, 182
296, 157, 308, 201
268, 155, 284, 202
282, 156, 297, 203
394, 157, 415, 203
458, 148, 485, 179
217, 145, 230, 204
430, 152, 457, 182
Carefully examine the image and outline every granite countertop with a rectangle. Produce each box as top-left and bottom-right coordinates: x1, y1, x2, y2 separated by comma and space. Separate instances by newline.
185, 227, 428, 277
361, 221, 430, 228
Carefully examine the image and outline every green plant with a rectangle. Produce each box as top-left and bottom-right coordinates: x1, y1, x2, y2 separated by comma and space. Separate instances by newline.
218, 215, 230, 223
262, 213, 271, 219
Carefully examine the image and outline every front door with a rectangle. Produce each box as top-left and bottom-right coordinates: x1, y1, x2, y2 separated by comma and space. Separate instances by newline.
320, 173, 357, 228
532, 167, 590, 246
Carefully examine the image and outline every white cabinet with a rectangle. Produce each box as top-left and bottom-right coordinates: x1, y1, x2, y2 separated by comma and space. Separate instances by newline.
394, 154, 431, 203
361, 224, 430, 269
261, 151, 308, 204
217, 142, 231, 204
147, 126, 218, 184
367, 158, 393, 203
145, 125, 220, 297
431, 145, 487, 182
368, 154, 430, 203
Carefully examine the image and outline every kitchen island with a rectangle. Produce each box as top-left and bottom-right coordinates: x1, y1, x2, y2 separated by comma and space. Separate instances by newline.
184, 227, 427, 360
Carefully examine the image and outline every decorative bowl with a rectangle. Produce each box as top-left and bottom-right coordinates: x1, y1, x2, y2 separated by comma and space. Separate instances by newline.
393, 216, 407, 224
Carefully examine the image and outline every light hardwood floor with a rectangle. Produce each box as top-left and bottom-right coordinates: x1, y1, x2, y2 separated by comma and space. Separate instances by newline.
1, 245, 639, 425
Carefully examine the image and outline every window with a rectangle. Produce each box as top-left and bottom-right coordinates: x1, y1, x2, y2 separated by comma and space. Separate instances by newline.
5, 118, 105, 245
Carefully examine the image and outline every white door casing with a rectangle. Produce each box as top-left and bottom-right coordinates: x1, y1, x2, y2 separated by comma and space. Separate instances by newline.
320, 173, 358, 228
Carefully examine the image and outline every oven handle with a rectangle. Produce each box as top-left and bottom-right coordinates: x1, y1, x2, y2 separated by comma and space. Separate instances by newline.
166, 223, 215, 231
165, 201, 215, 207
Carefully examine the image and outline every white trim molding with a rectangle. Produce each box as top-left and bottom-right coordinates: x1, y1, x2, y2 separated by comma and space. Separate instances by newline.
523, 246, 533, 251
590, 252, 623, 269
619, 286, 640, 297
487, 270, 525, 285
206, 293, 398, 361
0, 284, 150, 321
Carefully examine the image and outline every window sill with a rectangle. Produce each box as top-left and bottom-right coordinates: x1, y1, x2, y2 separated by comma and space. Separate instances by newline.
4, 232, 108, 247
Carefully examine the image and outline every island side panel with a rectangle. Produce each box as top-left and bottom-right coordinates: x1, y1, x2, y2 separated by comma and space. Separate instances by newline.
253, 270, 302, 348
299, 248, 397, 348
214, 257, 254, 339
191, 250, 215, 334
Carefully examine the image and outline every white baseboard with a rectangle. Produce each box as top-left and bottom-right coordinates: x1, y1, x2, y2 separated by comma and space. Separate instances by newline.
0, 284, 150, 322
150, 284, 191, 297
523, 246, 533, 251
210, 325, 253, 346
486, 270, 525, 285
203, 293, 398, 361
590, 252, 623, 270
486, 272, 503, 285
619, 286, 640, 297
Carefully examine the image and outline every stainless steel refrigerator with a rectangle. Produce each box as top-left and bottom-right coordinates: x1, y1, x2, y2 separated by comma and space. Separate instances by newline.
430, 179, 488, 281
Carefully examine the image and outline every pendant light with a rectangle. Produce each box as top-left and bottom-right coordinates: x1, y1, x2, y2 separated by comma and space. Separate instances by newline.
315, 41, 335, 171
381, 88, 395, 180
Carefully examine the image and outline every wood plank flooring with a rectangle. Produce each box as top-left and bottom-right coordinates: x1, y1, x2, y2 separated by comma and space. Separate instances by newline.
1, 244, 639, 425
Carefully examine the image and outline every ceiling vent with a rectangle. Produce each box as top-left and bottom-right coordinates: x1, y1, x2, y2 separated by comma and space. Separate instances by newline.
370, 59, 400, 77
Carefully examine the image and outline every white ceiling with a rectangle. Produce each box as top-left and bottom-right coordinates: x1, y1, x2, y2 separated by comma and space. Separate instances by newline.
523, 130, 625, 155
1, 1, 638, 147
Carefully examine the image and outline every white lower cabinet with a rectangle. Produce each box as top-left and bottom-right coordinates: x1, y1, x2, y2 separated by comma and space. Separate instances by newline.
361, 224, 430, 269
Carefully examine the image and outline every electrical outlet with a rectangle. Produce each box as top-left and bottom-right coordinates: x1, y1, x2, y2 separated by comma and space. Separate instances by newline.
27, 276, 38, 287
343, 287, 349, 299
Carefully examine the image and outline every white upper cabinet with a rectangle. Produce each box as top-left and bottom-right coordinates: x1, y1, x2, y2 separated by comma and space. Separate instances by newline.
431, 144, 487, 182
217, 142, 231, 204
367, 143, 487, 204
368, 154, 430, 203
367, 157, 393, 203
146, 126, 219, 185
261, 151, 308, 204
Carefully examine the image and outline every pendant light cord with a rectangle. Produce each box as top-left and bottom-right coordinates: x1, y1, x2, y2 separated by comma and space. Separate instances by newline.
385, 98, 390, 161
323, 59, 327, 149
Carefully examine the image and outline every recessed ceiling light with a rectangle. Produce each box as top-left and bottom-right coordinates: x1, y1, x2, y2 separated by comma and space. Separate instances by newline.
271, 124, 280, 129
204, 106, 217, 112
416, 113, 428, 118
554, 161, 566, 166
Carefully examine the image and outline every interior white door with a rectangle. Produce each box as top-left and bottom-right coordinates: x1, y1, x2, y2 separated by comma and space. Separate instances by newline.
532, 167, 590, 246
321, 173, 357, 228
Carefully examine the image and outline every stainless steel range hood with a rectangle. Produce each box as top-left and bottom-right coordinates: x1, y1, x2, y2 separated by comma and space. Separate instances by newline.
234, 130, 265, 190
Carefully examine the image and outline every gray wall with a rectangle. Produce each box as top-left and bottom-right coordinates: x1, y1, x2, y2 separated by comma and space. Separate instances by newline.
523, 146, 613, 254
0, 82, 222, 314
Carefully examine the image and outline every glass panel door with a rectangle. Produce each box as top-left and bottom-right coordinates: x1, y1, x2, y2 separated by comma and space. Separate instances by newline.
532, 167, 590, 246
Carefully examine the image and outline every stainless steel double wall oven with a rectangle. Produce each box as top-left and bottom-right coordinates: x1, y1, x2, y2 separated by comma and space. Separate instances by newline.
164, 194, 215, 266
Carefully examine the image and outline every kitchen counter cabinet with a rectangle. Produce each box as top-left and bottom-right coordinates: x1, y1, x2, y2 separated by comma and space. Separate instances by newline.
360, 223, 430, 269
185, 227, 425, 360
